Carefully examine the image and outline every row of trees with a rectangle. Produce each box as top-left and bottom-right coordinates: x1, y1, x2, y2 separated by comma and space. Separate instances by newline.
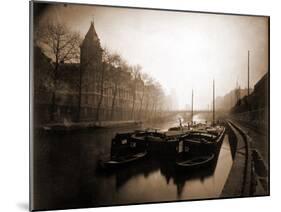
35, 22, 168, 122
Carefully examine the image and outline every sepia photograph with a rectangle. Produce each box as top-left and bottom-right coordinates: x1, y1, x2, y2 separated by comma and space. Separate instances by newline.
30, 1, 269, 211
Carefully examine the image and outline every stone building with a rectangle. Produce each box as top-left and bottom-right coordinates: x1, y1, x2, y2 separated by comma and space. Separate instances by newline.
230, 72, 268, 130
79, 21, 138, 121
79, 21, 103, 120
34, 21, 166, 124
33, 45, 80, 124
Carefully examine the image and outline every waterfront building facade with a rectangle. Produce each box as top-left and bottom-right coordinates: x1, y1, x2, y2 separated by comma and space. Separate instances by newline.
34, 22, 166, 124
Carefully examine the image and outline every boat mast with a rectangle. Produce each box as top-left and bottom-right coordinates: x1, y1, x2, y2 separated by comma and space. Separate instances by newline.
247, 50, 251, 121
213, 79, 215, 125
191, 89, 193, 124
236, 79, 238, 104
248, 50, 250, 97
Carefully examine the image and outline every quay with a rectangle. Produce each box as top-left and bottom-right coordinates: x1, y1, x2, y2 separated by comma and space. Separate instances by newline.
222, 119, 268, 197
38, 120, 143, 131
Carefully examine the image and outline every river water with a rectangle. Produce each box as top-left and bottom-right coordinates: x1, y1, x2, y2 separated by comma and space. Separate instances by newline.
33, 113, 234, 210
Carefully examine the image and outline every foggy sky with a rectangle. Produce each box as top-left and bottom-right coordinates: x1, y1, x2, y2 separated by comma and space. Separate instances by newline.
36, 3, 268, 110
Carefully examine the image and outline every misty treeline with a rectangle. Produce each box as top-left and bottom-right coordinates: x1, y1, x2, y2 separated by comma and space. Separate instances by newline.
34, 22, 171, 123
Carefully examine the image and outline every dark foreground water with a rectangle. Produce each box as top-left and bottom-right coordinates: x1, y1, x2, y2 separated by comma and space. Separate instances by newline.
32, 114, 233, 210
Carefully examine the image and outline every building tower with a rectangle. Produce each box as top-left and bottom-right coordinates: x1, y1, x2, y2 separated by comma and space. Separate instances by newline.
80, 21, 103, 118
81, 21, 102, 67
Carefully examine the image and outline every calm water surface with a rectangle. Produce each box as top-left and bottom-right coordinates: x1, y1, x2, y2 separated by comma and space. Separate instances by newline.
33, 113, 233, 210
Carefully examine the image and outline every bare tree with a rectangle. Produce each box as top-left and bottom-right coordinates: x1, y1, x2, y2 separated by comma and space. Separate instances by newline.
107, 53, 127, 120
95, 48, 110, 121
148, 82, 164, 120
37, 22, 81, 121
143, 78, 154, 120
138, 73, 150, 119
129, 65, 142, 120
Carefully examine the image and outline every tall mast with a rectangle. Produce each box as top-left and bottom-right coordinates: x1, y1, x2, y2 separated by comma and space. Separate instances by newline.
213, 79, 215, 125
236, 79, 238, 103
248, 50, 250, 97
238, 85, 240, 101
191, 89, 193, 123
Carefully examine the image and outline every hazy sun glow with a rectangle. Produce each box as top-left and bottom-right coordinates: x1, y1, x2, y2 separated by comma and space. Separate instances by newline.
37, 4, 268, 110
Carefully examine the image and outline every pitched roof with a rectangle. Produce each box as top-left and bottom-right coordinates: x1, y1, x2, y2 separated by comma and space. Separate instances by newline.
81, 21, 100, 48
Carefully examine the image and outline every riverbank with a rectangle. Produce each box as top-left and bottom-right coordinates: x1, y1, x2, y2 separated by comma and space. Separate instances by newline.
221, 119, 268, 197
38, 120, 143, 132
230, 119, 269, 196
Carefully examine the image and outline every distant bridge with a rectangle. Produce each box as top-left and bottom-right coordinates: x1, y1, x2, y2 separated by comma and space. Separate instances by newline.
162, 110, 229, 119
167, 110, 213, 114
165, 110, 228, 114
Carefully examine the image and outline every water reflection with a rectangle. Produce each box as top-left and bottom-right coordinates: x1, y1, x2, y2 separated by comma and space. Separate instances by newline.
96, 135, 233, 203
34, 113, 234, 209
113, 157, 217, 198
